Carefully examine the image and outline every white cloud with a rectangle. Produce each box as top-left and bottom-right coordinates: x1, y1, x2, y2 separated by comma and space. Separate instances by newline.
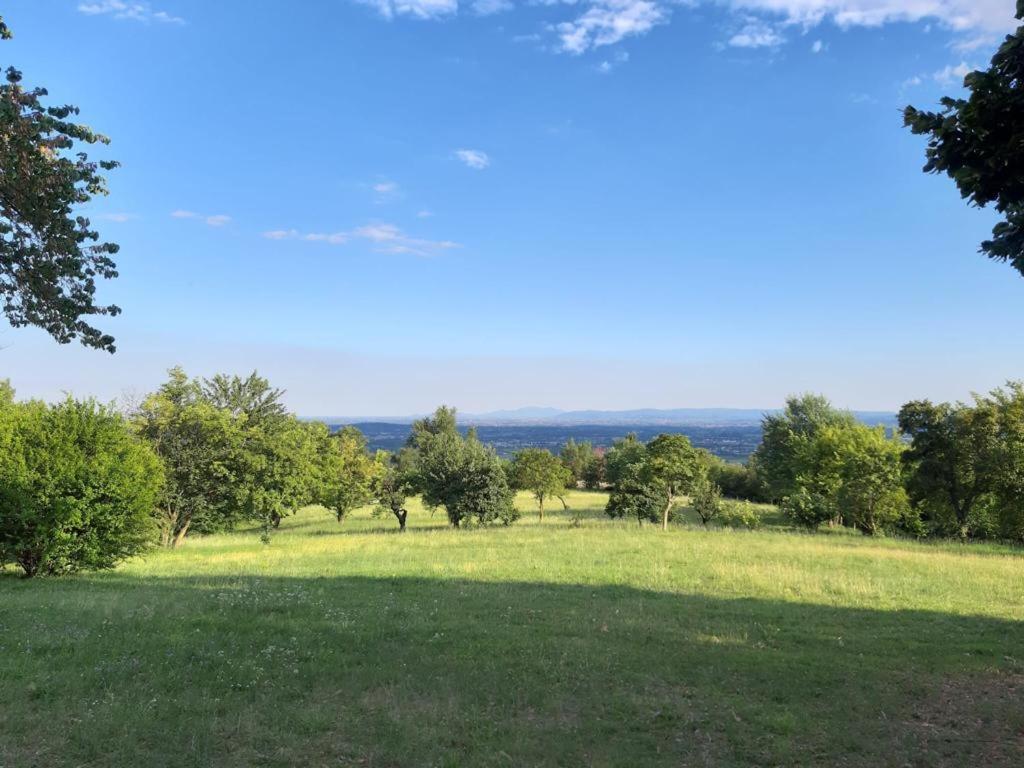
98, 212, 138, 222
901, 74, 923, 89
729, 18, 785, 48
722, 0, 1015, 35
933, 61, 973, 85
348, 0, 1016, 56
417, 209, 434, 218
171, 210, 232, 227
78, 1, 184, 24
455, 149, 491, 169
555, 0, 668, 54
372, 180, 401, 202
263, 223, 458, 256
358, 0, 458, 19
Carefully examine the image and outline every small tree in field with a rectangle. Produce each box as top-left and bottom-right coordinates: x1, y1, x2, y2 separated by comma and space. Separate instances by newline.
0, 397, 162, 577
605, 463, 667, 526
318, 426, 382, 524
511, 448, 571, 521
690, 472, 723, 527
375, 458, 416, 531
645, 433, 701, 530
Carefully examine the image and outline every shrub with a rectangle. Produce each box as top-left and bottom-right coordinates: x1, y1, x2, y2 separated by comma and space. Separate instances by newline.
0, 398, 162, 577
690, 474, 723, 527
719, 500, 764, 529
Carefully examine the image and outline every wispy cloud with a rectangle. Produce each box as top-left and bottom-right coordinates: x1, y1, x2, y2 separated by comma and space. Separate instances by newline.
357, 0, 458, 20
348, 0, 1016, 57
372, 180, 401, 203
263, 223, 459, 256
729, 18, 784, 49
455, 149, 491, 170
554, 0, 668, 54
78, 1, 184, 24
933, 61, 973, 86
171, 210, 232, 227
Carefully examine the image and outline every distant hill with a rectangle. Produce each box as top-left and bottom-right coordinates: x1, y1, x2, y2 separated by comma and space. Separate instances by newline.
313, 407, 897, 428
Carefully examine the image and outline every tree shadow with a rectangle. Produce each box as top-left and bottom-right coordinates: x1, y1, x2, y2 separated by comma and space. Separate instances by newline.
1, 574, 1021, 767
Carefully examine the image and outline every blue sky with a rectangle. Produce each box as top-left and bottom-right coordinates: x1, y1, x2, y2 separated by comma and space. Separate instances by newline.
1, 0, 1021, 415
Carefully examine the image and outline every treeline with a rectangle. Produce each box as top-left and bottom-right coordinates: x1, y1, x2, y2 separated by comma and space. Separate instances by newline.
4, 371, 1024, 577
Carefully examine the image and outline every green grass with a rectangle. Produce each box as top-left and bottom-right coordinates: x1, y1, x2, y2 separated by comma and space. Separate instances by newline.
2, 491, 1023, 767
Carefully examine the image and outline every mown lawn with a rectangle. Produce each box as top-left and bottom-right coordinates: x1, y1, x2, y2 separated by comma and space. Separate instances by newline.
2, 491, 1022, 767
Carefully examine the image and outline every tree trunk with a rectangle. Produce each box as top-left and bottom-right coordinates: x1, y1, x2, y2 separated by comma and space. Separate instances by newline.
271, 511, 282, 529
396, 509, 408, 532
538, 496, 544, 522
172, 518, 191, 548
662, 494, 673, 531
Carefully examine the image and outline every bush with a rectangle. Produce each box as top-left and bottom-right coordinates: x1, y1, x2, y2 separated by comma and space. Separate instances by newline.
719, 500, 764, 529
0, 398, 162, 577
690, 474, 723, 527
708, 461, 768, 503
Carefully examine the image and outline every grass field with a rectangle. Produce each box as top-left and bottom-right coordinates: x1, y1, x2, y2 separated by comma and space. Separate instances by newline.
2, 491, 1023, 767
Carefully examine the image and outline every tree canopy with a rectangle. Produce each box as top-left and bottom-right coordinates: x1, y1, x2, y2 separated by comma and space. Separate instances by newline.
904, 2, 1024, 275
0, 20, 121, 350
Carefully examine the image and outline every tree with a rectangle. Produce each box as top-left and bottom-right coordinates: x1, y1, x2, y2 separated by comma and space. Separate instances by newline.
200, 372, 287, 426
904, 2, 1024, 276
581, 450, 606, 489
753, 394, 856, 501
512, 448, 571, 521
645, 433, 700, 530
408, 406, 518, 527
690, 472, 723, 528
132, 368, 244, 546
318, 426, 382, 524
374, 456, 416, 532
834, 426, 912, 536
0, 397, 162, 577
604, 433, 646, 487
0, 21, 121, 351
898, 399, 998, 537
560, 438, 597, 487
605, 462, 667, 526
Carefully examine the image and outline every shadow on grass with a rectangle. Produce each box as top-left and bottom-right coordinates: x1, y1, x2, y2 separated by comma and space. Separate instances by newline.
1, 574, 1022, 767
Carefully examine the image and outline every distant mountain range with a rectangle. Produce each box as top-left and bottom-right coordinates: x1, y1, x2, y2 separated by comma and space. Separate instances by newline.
312, 406, 898, 428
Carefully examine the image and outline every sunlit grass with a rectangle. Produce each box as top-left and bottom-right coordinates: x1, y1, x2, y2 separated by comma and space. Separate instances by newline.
2, 491, 1022, 766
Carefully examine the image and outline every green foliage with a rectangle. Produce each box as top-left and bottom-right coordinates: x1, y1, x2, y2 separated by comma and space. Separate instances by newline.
708, 459, 768, 502
581, 450, 606, 489
780, 487, 836, 531
898, 398, 998, 537
834, 427, 912, 536
604, 433, 646, 488
0, 28, 121, 351
753, 394, 857, 501
133, 368, 247, 546
511, 448, 571, 520
605, 462, 668, 526
559, 438, 601, 488
408, 406, 518, 527
134, 368, 330, 545
318, 426, 382, 523
374, 457, 417, 531
690, 473, 723, 527
719, 500, 764, 529
0, 397, 161, 577
200, 372, 287, 426
904, 3, 1024, 275
645, 433, 701, 530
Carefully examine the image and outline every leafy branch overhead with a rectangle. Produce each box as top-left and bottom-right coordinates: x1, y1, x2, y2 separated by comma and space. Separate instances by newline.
904, 1, 1024, 276
0, 17, 121, 351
